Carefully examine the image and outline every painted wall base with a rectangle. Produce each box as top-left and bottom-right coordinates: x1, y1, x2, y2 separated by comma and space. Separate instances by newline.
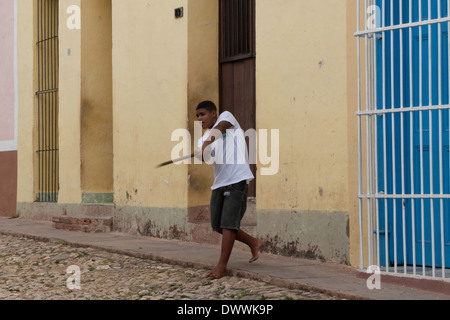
16, 202, 114, 221
15, 201, 349, 264
257, 209, 350, 265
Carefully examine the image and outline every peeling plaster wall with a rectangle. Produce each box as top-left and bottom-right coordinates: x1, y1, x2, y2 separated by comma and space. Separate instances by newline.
113, 206, 189, 240
254, 0, 351, 263
80, 0, 113, 197
257, 210, 349, 265
111, 0, 189, 209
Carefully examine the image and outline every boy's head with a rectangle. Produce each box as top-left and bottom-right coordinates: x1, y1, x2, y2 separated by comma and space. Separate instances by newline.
196, 101, 218, 129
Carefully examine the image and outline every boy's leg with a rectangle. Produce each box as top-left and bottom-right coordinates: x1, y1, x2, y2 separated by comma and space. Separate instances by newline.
206, 181, 263, 278
205, 228, 263, 278
236, 229, 264, 263
206, 228, 236, 279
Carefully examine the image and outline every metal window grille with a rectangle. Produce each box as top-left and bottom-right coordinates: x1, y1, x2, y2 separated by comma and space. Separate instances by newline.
219, 0, 255, 63
36, 0, 59, 203
356, 0, 450, 280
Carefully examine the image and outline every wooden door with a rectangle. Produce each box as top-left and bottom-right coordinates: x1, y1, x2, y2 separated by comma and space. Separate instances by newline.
219, 0, 256, 197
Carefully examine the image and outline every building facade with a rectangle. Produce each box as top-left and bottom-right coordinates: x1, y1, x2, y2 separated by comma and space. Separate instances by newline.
19, 0, 439, 278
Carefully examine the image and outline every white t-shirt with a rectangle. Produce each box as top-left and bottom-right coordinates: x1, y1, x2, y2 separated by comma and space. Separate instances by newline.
197, 111, 254, 190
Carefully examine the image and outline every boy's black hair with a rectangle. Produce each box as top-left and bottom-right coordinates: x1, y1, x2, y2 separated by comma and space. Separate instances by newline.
196, 101, 217, 113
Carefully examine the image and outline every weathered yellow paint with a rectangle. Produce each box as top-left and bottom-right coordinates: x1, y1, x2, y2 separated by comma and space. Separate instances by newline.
16, 0, 34, 203
80, 0, 113, 195
58, 0, 82, 204
346, 0, 362, 269
112, 0, 189, 208
252, 0, 356, 265
256, 0, 350, 212
187, 0, 218, 208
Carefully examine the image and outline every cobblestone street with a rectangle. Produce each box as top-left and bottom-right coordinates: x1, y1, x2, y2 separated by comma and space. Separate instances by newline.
0, 234, 342, 300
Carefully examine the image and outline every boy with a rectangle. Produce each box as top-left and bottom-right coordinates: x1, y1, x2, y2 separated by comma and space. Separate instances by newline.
195, 100, 263, 279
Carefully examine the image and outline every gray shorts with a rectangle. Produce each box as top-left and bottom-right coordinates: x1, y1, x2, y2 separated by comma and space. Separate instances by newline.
210, 180, 248, 233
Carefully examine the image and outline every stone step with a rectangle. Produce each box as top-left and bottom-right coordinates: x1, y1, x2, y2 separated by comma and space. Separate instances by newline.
52, 215, 113, 233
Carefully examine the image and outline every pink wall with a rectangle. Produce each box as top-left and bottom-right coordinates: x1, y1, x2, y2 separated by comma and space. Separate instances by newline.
0, 0, 15, 143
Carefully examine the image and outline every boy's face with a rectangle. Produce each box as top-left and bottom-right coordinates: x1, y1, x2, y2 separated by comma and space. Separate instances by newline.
196, 108, 217, 130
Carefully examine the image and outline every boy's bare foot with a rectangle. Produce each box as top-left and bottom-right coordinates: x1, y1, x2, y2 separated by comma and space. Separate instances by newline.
249, 239, 263, 263
205, 266, 228, 279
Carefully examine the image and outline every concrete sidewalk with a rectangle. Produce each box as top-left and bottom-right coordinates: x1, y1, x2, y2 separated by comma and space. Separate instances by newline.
0, 217, 449, 300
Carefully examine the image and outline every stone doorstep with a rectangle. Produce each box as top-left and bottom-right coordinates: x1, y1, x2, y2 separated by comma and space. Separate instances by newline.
52, 215, 113, 233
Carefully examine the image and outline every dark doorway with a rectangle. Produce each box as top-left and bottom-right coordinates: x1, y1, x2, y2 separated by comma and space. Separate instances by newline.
219, 0, 256, 197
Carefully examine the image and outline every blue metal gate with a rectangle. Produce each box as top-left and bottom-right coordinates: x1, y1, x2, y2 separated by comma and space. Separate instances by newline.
357, 0, 450, 279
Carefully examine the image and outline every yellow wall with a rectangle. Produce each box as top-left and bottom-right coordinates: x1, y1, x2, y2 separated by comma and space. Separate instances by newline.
58, 0, 82, 204
16, 0, 34, 203
253, 0, 353, 264
256, 0, 350, 212
112, 0, 189, 208
80, 0, 113, 196
187, 0, 218, 208
346, 0, 361, 269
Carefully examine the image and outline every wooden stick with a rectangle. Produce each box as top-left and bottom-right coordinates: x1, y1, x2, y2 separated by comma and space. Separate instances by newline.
156, 153, 195, 168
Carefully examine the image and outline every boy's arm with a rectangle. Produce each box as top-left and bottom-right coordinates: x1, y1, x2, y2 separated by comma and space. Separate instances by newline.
195, 121, 233, 161
202, 121, 232, 152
